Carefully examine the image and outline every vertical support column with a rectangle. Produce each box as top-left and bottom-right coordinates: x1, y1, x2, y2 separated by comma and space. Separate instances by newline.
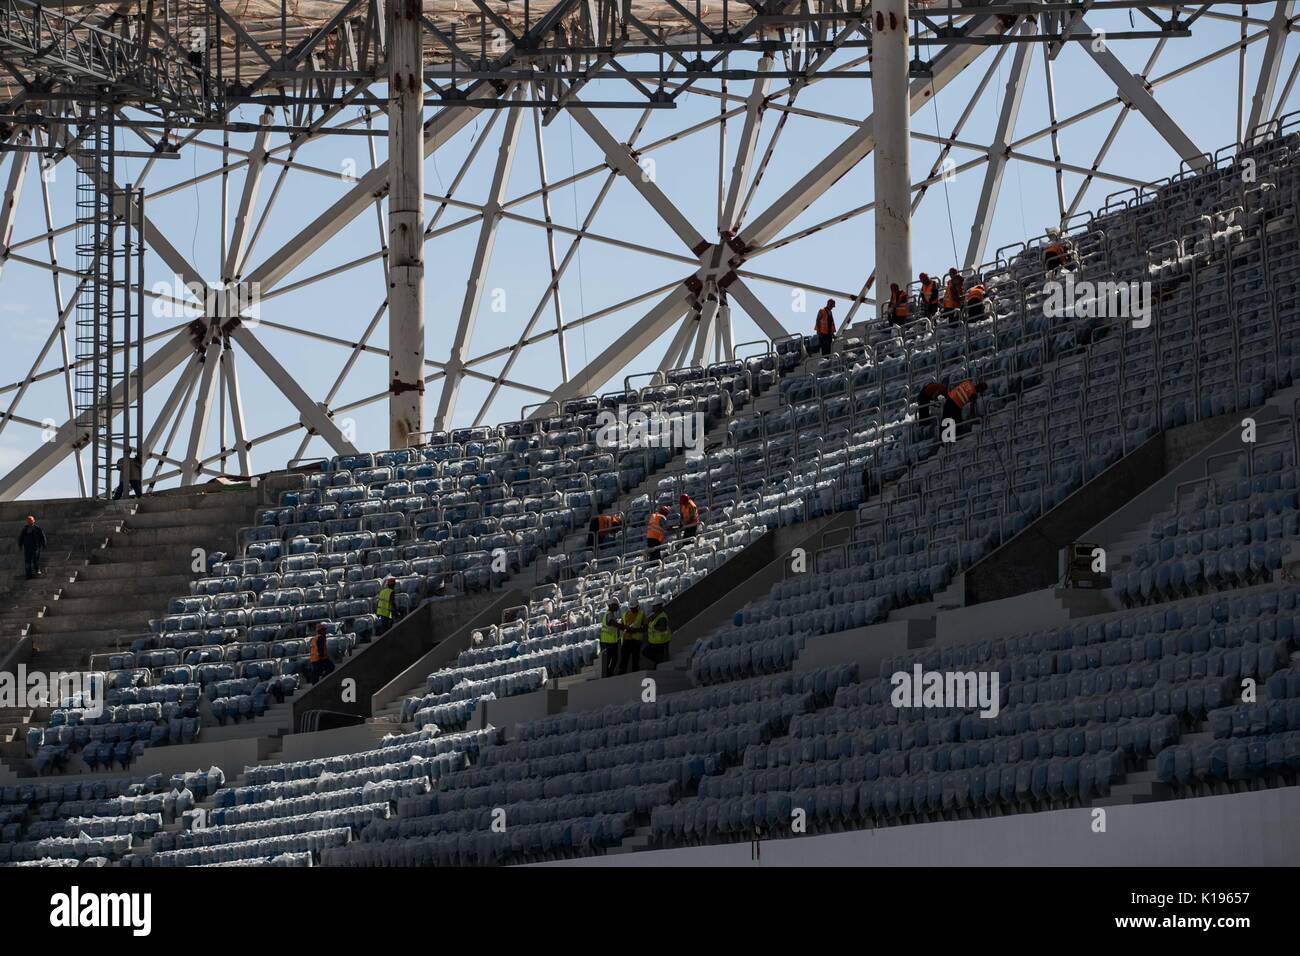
388, 0, 425, 447
871, 0, 911, 310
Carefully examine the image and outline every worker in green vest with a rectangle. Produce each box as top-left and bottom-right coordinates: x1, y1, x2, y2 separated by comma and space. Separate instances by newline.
599, 598, 624, 678
376, 576, 397, 635
645, 601, 672, 669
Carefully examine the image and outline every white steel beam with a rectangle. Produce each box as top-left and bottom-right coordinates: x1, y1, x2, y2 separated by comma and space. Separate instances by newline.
568, 102, 709, 254
1248, 0, 1295, 139
229, 324, 360, 456
739, 15, 1008, 251
871, 0, 913, 298
726, 277, 789, 342
543, 283, 696, 411
720, 54, 774, 233
140, 352, 201, 476
1080, 19, 1207, 169
434, 90, 525, 432
0, 129, 31, 282
690, 293, 720, 366
224, 110, 273, 281
533, 107, 569, 383
964, 17, 1037, 269
388, 0, 427, 446
243, 85, 501, 294
0, 328, 197, 501
181, 333, 224, 486
716, 302, 734, 362
220, 347, 253, 476
659, 309, 699, 372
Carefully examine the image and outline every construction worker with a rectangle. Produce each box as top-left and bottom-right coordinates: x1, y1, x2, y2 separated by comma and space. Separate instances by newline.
679, 493, 700, 538
588, 512, 622, 549
376, 576, 397, 635
1043, 229, 1073, 272
941, 269, 964, 321
308, 623, 335, 683
964, 280, 987, 322
918, 273, 940, 318
646, 505, 670, 561
645, 601, 672, 669
940, 379, 988, 439
814, 298, 837, 357
17, 515, 46, 579
887, 283, 910, 327
916, 380, 948, 428
599, 599, 624, 677
113, 449, 143, 499
619, 600, 648, 674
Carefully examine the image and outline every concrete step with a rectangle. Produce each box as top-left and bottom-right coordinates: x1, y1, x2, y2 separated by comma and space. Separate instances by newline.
42, 595, 163, 617
27, 609, 152, 634
29, 627, 140, 650
76, 559, 194, 579
61, 574, 193, 599
124, 506, 257, 530
89, 544, 200, 563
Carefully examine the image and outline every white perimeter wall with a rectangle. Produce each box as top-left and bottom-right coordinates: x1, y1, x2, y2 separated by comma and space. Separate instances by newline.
535, 787, 1300, 866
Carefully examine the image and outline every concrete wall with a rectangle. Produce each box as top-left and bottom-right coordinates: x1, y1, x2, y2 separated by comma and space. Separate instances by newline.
963, 433, 1165, 605
370, 589, 526, 714
672, 510, 859, 649
536, 785, 1300, 866
795, 618, 933, 678
294, 588, 515, 730
131, 735, 270, 779
277, 721, 394, 762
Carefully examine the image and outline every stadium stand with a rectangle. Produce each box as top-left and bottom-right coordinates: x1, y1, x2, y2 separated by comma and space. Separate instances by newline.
4, 117, 1300, 866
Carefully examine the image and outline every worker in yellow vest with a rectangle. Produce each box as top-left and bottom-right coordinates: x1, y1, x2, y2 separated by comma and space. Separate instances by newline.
645, 602, 672, 669
619, 601, 649, 674
599, 599, 624, 678
376, 576, 396, 635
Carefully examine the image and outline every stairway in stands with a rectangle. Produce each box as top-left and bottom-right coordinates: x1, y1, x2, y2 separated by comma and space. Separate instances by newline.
0, 484, 266, 777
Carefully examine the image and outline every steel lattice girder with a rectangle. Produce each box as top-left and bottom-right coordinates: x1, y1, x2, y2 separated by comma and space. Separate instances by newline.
0, 1, 1289, 500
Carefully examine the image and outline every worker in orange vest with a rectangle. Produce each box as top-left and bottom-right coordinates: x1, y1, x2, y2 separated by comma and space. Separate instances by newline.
916, 380, 948, 426
679, 493, 700, 538
940, 379, 988, 439
941, 269, 964, 321
645, 505, 670, 561
964, 281, 987, 322
1043, 230, 1073, 271
814, 298, 836, 357
308, 623, 334, 684
918, 273, 940, 318
587, 512, 622, 549
887, 283, 910, 328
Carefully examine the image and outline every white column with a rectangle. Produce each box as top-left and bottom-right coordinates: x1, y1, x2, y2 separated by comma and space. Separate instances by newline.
387, 0, 426, 447
871, 0, 912, 304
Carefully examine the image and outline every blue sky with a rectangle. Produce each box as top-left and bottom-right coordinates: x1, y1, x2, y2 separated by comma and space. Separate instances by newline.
0, 12, 1279, 499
